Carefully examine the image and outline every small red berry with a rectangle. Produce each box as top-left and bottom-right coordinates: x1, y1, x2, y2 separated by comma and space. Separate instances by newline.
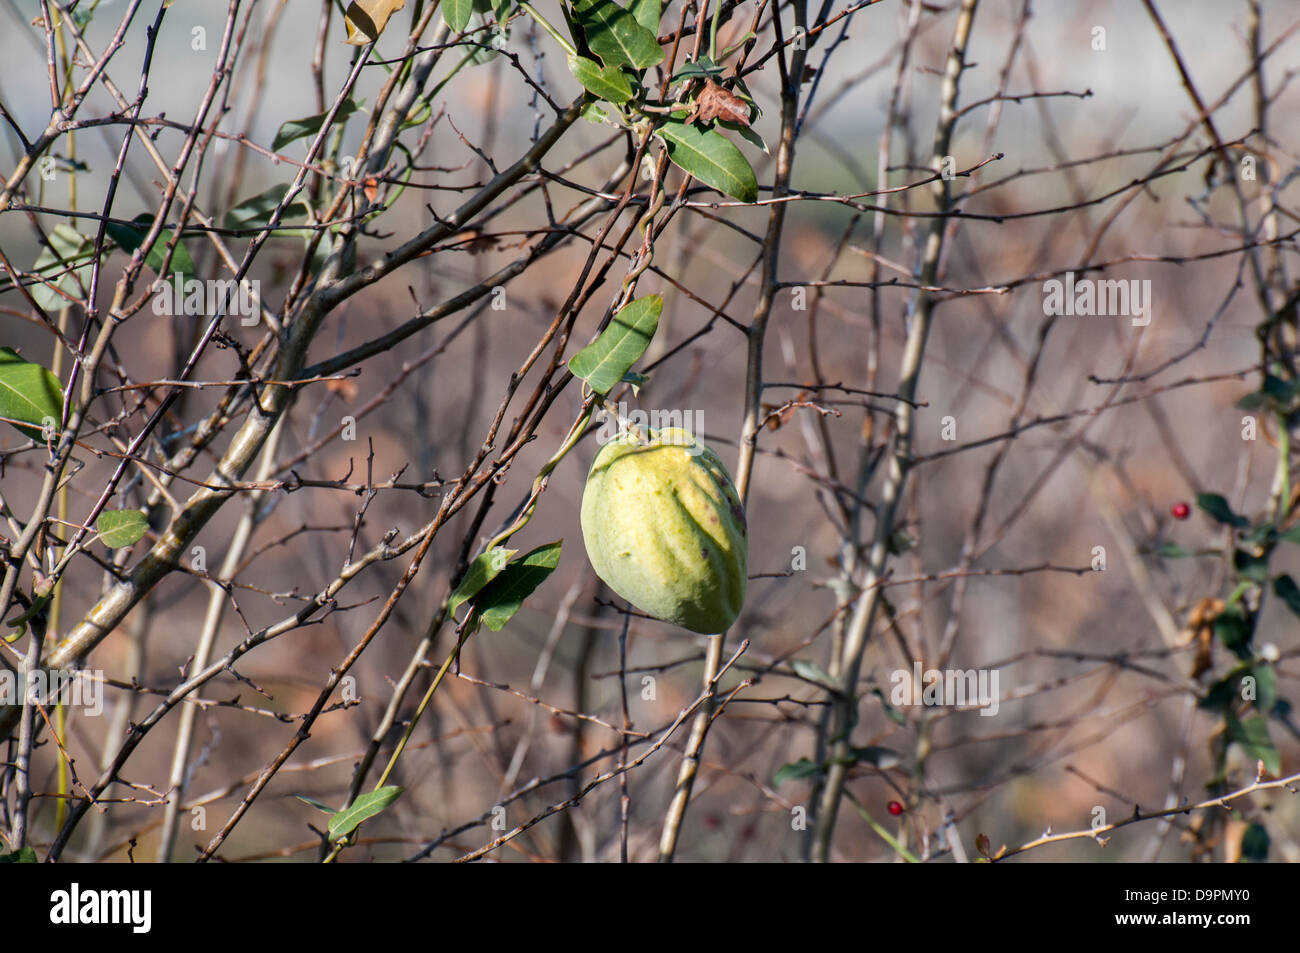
1171, 502, 1191, 520
888, 800, 904, 816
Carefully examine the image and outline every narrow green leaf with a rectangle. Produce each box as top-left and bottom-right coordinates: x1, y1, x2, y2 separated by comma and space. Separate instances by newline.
1155, 542, 1192, 558
272, 99, 361, 151
872, 686, 908, 725
295, 794, 338, 815
722, 120, 768, 154
773, 758, 820, 786
670, 56, 721, 82
473, 541, 562, 631
568, 294, 661, 395
570, 0, 663, 70
656, 120, 758, 202
567, 55, 634, 103
791, 658, 837, 690
0, 348, 63, 440
30, 224, 94, 311
627, 0, 659, 35
719, 30, 757, 60
1225, 712, 1280, 776
448, 546, 517, 617
105, 213, 196, 282
1197, 492, 1250, 528
328, 785, 404, 839
96, 509, 149, 549
0, 847, 37, 863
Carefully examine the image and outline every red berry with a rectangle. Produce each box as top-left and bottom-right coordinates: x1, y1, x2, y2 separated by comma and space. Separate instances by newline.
888, 800, 904, 816
1171, 502, 1191, 520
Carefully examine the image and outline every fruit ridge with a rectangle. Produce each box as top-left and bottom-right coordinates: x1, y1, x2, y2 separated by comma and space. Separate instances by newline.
580, 427, 747, 634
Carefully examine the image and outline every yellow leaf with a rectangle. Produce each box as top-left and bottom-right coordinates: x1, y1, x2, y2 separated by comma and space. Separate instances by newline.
344, 0, 407, 45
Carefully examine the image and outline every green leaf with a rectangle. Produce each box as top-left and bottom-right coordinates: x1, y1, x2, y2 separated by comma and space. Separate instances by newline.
773, 758, 820, 786
790, 658, 837, 691
670, 56, 722, 82
1198, 673, 1239, 710
445, 0, 495, 31
0, 348, 63, 440
465, 23, 506, 67
1244, 522, 1277, 546
580, 103, 610, 124
448, 547, 516, 617
1250, 663, 1277, 714
567, 54, 634, 103
656, 120, 758, 202
871, 686, 907, 725
95, 509, 148, 549
1212, 605, 1253, 659
0, 847, 37, 863
570, 0, 664, 70
1239, 823, 1269, 862
443, 0, 474, 30
223, 184, 309, 231
723, 120, 768, 154
30, 224, 95, 311
1273, 574, 1300, 617
1225, 712, 1280, 776
1155, 542, 1193, 558
886, 529, 914, 555
1232, 548, 1269, 585
1197, 493, 1250, 529
295, 794, 338, 815
719, 30, 757, 61
105, 213, 196, 282
1279, 525, 1300, 545
328, 785, 404, 839
1262, 373, 1300, 405
1202, 662, 1277, 713
473, 541, 562, 631
272, 99, 361, 151
627, 0, 659, 35
568, 294, 662, 395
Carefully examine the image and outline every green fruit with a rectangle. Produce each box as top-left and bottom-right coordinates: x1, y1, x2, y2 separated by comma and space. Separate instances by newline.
580, 427, 747, 634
